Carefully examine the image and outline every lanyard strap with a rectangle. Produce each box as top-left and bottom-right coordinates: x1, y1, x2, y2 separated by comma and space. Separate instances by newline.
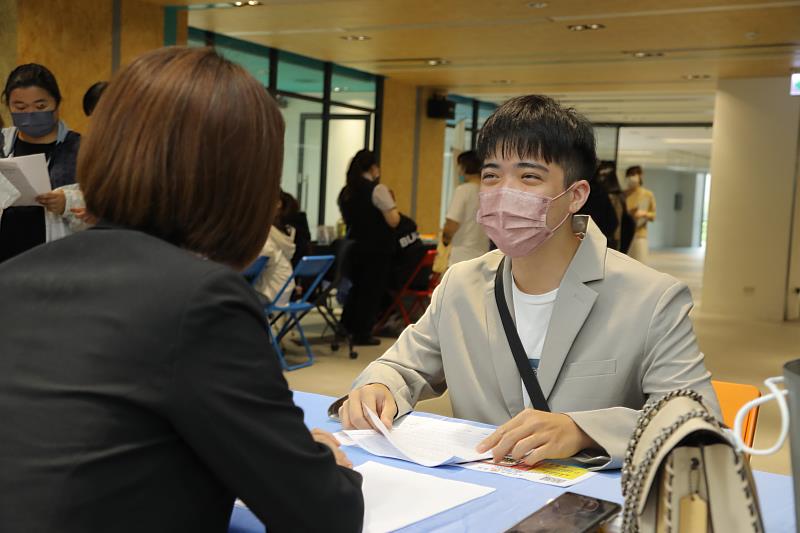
494, 256, 550, 412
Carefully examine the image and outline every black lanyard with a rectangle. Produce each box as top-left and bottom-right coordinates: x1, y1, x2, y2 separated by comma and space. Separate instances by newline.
493, 256, 550, 412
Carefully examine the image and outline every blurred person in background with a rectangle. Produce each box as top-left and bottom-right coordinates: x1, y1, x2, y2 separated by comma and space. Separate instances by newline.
82, 81, 108, 117
441, 150, 489, 267
624, 165, 656, 263
593, 161, 634, 252
337, 149, 400, 346
577, 161, 617, 248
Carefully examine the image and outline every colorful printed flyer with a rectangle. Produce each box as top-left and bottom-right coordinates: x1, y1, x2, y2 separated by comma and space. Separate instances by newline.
463, 458, 596, 487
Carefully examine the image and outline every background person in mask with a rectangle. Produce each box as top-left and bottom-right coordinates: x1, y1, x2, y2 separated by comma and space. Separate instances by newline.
338, 149, 401, 346
0, 64, 81, 262
441, 150, 489, 267
624, 165, 656, 264
334, 95, 718, 472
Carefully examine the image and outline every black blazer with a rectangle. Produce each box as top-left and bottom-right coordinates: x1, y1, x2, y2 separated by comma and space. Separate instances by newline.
0, 224, 363, 533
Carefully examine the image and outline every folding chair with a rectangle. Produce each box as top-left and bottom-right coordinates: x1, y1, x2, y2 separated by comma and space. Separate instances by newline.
242, 256, 268, 285
712, 380, 761, 449
265, 255, 335, 371
292, 239, 358, 359
373, 248, 440, 334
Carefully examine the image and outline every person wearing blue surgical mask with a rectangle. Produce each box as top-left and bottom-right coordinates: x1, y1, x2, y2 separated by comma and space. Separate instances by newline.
0, 64, 81, 262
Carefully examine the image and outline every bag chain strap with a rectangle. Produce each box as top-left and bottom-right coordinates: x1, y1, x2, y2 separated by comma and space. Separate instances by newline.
621, 409, 721, 532
620, 390, 762, 533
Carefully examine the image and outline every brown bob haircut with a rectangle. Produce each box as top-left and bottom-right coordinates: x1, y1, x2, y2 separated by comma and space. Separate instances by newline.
78, 47, 284, 268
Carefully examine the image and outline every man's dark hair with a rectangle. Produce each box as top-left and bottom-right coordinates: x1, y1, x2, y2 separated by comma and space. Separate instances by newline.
625, 165, 643, 177
3, 64, 62, 106
476, 95, 596, 186
456, 150, 482, 175
82, 81, 108, 116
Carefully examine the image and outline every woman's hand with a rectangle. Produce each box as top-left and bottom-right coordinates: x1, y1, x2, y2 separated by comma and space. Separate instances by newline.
69, 208, 98, 225
36, 190, 66, 215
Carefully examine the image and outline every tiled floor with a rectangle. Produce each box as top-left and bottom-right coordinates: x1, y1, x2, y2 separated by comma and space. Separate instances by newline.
283, 247, 800, 475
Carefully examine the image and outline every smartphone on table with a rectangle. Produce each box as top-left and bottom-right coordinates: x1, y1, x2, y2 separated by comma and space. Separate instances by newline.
505, 491, 621, 533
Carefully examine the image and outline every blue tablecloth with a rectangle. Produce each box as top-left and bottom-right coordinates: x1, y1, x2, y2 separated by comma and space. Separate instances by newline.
229, 391, 796, 533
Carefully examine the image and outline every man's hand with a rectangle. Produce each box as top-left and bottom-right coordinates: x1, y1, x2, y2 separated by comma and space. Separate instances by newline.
311, 428, 353, 469
339, 383, 397, 430
36, 190, 66, 215
476, 409, 595, 466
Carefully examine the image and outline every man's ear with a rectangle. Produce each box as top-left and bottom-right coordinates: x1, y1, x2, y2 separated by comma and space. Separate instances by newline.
568, 179, 590, 213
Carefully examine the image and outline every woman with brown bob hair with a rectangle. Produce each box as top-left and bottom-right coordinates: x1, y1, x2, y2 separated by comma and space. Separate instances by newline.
0, 47, 363, 533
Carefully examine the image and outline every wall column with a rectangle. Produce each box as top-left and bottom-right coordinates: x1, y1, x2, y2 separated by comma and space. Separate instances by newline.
702, 77, 800, 321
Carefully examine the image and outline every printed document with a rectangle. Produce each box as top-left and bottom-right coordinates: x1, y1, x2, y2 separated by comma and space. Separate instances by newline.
337, 405, 493, 467
0, 154, 51, 206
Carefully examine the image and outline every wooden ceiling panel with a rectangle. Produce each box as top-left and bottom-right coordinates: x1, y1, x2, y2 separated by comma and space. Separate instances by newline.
159, 0, 800, 121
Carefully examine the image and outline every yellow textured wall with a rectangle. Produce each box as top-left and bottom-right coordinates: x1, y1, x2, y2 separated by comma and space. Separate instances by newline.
120, 0, 165, 68
17, 0, 113, 135
379, 78, 416, 214
0, 0, 18, 128
379, 79, 446, 233
13, 0, 165, 136
415, 87, 446, 234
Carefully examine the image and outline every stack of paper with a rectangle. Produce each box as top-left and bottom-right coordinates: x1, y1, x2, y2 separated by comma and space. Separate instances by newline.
336, 405, 493, 467
0, 154, 51, 207
356, 461, 495, 533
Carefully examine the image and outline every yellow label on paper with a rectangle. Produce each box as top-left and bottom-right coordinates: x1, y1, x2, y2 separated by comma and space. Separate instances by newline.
530, 462, 590, 480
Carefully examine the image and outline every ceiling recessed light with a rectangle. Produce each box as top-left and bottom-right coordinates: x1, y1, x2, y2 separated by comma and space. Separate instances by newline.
527, 2, 549, 8
631, 51, 664, 58
247, 0, 261, 5
568, 23, 605, 31
232, 1, 244, 5
683, 74, 712, 80
426, 58, 449, 66
340, 35, 371, 41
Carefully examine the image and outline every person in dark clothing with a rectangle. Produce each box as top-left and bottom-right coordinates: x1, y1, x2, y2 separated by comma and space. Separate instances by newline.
0, 47, 363, 533
338, 149, 400, 345
577, 160, 618, 247
276, 189, 311, 266
82, 81, 108, 117
0, 63, 81, 262
595, 160, 634, 252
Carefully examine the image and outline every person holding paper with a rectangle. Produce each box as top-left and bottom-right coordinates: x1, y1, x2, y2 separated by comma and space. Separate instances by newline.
0, 63, 81, 262
336, 95, 719, 471
0, 48, 363, 533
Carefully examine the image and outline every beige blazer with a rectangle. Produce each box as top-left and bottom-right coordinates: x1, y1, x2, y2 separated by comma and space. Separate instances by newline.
344, 217, 719, 469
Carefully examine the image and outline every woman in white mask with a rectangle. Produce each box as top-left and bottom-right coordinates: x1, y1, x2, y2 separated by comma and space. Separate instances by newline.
335, 95, 718, 472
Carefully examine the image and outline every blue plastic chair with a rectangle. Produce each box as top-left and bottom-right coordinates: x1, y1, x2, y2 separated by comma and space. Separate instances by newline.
265, 255, 336, 371
242, 256, 269, 285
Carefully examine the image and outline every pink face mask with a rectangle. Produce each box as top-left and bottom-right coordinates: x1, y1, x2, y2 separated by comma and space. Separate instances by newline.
476, 185, 573, 257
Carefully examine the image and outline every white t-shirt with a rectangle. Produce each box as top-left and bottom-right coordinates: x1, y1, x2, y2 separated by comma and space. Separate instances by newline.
511, 278, 558, 408
446, 181, 489, 266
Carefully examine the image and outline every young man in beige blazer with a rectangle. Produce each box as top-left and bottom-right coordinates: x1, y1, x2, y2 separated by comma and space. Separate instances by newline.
335, 95, 718, 470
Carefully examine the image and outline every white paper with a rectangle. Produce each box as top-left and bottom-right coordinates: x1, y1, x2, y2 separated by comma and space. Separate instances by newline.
356, 461, 495, 533
341, 406, 493, 467
0, 154, 51, 206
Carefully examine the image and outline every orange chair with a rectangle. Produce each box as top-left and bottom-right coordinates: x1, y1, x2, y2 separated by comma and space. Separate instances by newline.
373, 249, 440, 333
712, 380, 761, 448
